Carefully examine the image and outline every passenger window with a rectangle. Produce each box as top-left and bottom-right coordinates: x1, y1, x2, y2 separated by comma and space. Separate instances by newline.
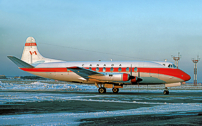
110, 67, 114, 72
118, 67, 122, 72
111, 64, 114, 66
103, 67, 106, 72
126, 67, 129, 72
97, 64, 99, 66
134, 67, 137, 72
96, 67, 99, 72
104, 64, 106, 66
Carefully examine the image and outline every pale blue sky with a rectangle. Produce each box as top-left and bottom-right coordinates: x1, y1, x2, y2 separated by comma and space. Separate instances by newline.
1, 0, 202, 82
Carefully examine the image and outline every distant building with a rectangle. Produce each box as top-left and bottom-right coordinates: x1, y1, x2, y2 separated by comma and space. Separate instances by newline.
0, 75, 7, 79
14, 76, 21, 79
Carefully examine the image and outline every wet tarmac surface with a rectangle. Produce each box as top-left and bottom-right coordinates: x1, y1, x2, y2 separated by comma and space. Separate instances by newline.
0, 80, 202, 125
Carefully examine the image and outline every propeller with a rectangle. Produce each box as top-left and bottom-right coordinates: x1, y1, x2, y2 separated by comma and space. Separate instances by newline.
129, 64, 142, 84
137, 68, 142, 82
129, 64, 135, 79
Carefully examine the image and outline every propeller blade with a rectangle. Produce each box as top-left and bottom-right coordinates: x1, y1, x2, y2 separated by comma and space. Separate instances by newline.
137, 78, 143, 82
129, 76, 135, 79
138, 68, 140, 78
130, 64, 132, 76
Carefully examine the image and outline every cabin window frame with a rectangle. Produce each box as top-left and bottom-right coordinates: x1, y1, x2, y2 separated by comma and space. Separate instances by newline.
118, 67, 122, 72
110, 67, 114, 72
126, 67, 129, 72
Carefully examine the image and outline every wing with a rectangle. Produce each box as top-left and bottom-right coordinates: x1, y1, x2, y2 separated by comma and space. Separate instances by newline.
67, 66, 104, 80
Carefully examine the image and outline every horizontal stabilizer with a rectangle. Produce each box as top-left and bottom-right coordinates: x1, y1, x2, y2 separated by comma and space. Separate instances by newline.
7, 56, 34, 68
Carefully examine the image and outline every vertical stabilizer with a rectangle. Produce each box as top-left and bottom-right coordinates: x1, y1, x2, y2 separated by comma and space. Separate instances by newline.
21, 37, 62, 65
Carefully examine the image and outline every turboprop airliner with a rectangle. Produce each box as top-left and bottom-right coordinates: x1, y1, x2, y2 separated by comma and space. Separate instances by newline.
8, 37, 191, 95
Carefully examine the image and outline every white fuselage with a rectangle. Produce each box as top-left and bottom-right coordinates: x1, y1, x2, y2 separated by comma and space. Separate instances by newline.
20, 60, 189, 85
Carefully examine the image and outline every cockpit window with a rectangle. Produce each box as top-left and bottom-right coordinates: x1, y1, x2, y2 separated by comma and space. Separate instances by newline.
168, 64, 176, 68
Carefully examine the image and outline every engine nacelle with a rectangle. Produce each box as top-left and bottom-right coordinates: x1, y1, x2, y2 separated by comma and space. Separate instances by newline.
131, 76, 137, 84
94, 73, 130, 81
130, 76, 143, 84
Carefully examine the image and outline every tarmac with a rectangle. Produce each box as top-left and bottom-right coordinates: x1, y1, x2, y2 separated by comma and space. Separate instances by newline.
0, 80, 202, 125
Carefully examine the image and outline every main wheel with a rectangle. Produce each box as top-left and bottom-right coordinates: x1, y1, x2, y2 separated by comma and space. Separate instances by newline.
112, 88, 119, 93
163, 90, 169, 95
98, 87, 106, 94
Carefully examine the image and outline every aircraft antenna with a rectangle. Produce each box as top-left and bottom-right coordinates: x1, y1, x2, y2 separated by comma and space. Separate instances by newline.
192, 55, 200, 86
171, 52, 181, 68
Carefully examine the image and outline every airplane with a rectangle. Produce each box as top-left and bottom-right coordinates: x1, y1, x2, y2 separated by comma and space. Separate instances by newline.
7, 37, 191, 95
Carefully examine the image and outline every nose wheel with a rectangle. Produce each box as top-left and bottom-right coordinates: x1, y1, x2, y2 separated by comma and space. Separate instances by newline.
163, 87, 169, 95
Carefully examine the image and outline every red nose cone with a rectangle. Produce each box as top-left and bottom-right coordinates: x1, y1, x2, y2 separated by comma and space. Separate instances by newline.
183, 73, 191, 81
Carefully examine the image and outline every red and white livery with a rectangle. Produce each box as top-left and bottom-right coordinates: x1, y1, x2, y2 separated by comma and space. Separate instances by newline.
8, 37, 191, 94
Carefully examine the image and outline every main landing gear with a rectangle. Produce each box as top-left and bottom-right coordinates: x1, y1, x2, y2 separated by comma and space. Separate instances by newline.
98, 87, 106, 94
163, 87, 169, 95
98, 87, 120, 94
112, 88, 119, 93
96, 83, 120, 94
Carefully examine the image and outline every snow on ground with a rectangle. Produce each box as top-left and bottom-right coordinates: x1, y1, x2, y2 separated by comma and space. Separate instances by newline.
0, 80, 97, 91
0, 80, 202, 91
0, 80, 202, 125
0, 103, 201, 125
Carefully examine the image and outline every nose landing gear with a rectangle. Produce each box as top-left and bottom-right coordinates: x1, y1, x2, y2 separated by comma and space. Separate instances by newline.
163, 87, 169, 95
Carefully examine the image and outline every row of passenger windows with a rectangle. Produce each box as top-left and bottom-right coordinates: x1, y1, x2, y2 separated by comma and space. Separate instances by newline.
89, 67, 138, 72
82, 64, 121, 67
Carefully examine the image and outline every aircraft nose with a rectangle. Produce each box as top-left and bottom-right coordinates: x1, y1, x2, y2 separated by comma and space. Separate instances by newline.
183, 72, 191, 81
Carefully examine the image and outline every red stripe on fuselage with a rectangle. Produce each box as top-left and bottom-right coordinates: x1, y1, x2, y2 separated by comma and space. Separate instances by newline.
20, 67, 189, 81
20, 68, 67, 72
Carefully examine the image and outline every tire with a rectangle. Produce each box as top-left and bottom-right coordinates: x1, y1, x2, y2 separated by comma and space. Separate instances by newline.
99, 87, 106, 94
163, 90, 169, 95
112, 88, 119, 93
104, 88, 106, 93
